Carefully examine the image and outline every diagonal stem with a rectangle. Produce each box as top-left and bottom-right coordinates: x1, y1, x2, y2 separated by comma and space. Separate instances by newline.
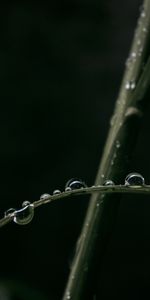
62, 1, 150, 299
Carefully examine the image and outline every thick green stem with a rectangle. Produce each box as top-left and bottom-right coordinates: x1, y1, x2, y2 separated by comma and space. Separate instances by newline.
62, 1, 150, 299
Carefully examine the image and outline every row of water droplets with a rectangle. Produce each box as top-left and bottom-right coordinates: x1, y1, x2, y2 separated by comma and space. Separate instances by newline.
2, 173, 145, 226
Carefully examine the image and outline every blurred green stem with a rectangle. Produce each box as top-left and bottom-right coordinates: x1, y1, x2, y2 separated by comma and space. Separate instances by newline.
63, 1, 150, 299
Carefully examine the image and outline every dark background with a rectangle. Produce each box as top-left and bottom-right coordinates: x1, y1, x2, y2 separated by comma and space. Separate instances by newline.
1, 0, 150, 299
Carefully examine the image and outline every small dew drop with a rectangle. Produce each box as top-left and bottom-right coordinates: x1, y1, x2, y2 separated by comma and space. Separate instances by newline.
143, 27, 147, 33
65, 178, 87, 190
65, 187, 72, 192
125, 80, 136, 91
53, 189, 61, 195
103, 180, 115, 186
22, 201, 31, 207
131, 52, 136, 58
40, 193, 51, 200
141, 10, 146, 18
66, 291, 71, 299
116, 140, 120, 148
137, 39, 141, 45
4, 208, 15, 217
125, 172, 145, 186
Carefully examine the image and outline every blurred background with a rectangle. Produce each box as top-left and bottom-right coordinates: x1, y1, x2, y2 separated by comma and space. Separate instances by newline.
1, 0, 150, 299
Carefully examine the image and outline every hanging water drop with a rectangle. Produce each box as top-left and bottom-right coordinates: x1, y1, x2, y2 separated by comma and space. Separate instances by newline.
125, 172, 145, 186
103, 180, 115, 186
65, 178, 87, 190
53, 189, 61, 195
40, 193, 51, 200
13, 202, 34, 225
4, 208, 15, 217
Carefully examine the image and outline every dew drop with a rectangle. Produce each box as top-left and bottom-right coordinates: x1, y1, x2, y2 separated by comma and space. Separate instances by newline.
125, 80, 136, 91
143, 27, 147, 33
40, 193, 51, 200
4, 208, 15, 217
53, 189, 61, 195
116, 140, 120, 148
65, 178, 87, 190
125, 172, 145, 186
66, 291, 71, 299
22, 201, 31, 207
137, 39, 141, 45
131, 52, 136, 58
141, 10, 146, 18
65, 187, 72, 192
103, 180, 115, 186
13, 203, 34, 225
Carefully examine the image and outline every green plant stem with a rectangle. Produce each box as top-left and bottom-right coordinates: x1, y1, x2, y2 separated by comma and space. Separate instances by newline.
1, 184, 150, 228
62, 1, 150, 299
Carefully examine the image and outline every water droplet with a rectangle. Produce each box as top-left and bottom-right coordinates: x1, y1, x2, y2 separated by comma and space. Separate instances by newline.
103, 180, 115, 186
137, 39, 141, 45
22, 201, 31, 207
40, 193, 51, 200
101, 174, 105, 178
143, 27, 147, 33
116, 140, 120, 148
13, 203, 34, 225
125, 173, 145, 186
141, 10, 146, 18
65, 178, 87, 190
131, 52, 136, 58
125, 80, 136, 91
65, 187, 72, 192
66, 291, 71, 299
4, 208, 15, 217
53, 189, 61, 195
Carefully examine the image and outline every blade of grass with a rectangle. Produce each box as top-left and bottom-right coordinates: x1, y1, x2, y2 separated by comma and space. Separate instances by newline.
62, 1, 150, 299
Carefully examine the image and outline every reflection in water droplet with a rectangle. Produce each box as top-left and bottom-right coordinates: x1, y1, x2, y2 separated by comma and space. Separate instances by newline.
40, 193, 51, 200
125, 80, 136, 91
13, 203, 34, 225
125, 173, 145, 186
53, 189, 61, 195
103, 180, 115, 186
65, 178, 87, 190
4, 208, 15, 217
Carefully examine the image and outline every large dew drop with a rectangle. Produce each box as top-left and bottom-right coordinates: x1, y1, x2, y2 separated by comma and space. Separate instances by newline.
125, 172, 145, 186
65, 178, 87, 190
13, 202, 34, 225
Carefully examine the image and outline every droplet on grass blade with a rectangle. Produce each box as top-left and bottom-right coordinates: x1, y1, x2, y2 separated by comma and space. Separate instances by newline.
125, 173, 145, 186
